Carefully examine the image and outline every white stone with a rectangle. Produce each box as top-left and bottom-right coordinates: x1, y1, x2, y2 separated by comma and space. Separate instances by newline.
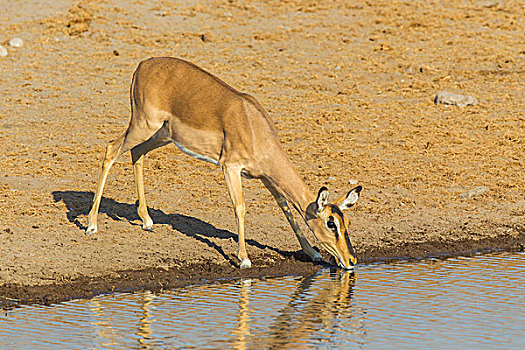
460, 186, 489, 199
0, 45, 7, 57
8, 37, 24, 48
435, 91, 478, 107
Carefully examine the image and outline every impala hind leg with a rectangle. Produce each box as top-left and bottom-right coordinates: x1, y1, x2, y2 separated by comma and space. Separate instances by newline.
131, 127, 171, 231
262, 180, 323, 262
223, 165, 251, 268
86, 133, 127, 234
86, 121, 164, 235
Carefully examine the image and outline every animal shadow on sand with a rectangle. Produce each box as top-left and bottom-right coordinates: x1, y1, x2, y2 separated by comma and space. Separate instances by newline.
52, 191, 304, 267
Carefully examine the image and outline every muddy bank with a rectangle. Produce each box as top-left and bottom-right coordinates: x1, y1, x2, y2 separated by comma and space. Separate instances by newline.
2, 233, 524, 309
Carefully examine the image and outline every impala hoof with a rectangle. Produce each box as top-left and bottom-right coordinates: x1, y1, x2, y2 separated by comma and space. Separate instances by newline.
309, 250, 323, 262
240, 258, 252, 269
141, 217, 154, 232
85, 224, 97, 235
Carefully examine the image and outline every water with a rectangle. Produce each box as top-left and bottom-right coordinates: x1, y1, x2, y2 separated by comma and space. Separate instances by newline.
2, 252, 524, 349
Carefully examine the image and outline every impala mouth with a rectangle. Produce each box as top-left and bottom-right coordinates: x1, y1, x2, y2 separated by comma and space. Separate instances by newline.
340, 259, 355, 270
330, 255, 354, 270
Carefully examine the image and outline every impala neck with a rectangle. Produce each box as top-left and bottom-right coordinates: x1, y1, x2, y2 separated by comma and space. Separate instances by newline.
265, 155, 315, 217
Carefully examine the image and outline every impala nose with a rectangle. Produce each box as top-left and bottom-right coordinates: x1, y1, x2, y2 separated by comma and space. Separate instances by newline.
329, 256, 355, 270
341, 259, 355, 270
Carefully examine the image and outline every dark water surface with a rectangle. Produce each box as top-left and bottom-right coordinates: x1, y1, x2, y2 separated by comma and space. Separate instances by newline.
2, 252, 524, 349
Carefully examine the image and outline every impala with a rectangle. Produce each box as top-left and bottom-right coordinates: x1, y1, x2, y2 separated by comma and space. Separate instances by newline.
86, 57, 362, 269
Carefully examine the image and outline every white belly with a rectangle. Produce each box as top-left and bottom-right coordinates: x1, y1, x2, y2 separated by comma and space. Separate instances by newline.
172, 140, 220, 166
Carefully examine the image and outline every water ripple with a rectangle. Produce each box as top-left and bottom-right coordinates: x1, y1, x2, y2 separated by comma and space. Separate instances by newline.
1, 252, 524, 349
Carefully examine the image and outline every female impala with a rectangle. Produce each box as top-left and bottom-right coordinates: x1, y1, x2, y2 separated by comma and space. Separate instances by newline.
86, 57, 362, 269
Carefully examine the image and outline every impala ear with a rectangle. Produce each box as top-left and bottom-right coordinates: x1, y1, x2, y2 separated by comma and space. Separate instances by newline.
316, 187, 329, 212
338, 186, 362, 210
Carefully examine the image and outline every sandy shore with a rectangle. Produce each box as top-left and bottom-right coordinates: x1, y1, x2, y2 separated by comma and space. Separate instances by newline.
1, 0, 523, 308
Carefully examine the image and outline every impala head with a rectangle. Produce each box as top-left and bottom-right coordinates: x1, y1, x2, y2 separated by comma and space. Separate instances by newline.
305, 186, 362, 270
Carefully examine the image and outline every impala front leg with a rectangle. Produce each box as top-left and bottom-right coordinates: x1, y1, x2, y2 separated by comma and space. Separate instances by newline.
223, 165, 251, 269
262, 180, 323, 262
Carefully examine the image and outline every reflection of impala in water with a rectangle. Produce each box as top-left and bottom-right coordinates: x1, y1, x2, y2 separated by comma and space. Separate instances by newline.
88, 297, 118, 347
88, 291, 156, 349
86, 271, 359, 348
233, 270, 358, 348
232, 279, 252, 350
136, 291, 156, 349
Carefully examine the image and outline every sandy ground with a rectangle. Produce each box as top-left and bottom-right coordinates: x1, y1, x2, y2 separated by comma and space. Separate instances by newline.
1, 0, 524, 307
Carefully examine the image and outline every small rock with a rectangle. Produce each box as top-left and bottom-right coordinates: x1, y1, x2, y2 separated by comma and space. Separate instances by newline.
460, 186, 489, 199
153, 10, 169, 17
8, 37, 23, 48
328, 176, 336, 181
0, 45, 7, 57
348, 179, 358, 185
0, 271, 11, 281
481, 1, 498, 8
200, 33, 216, 42
435, 91, 478, 107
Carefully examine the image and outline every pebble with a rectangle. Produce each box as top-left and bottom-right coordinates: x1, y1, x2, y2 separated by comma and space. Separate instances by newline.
435, 91, 478, 107
0, 45, 7, 57
200, 33, 216, 42
0, 271, 10, 281
481, 1, 498, 8
8, 37, 24, 48
460, 186, 489, 199
348, 179, 358, 185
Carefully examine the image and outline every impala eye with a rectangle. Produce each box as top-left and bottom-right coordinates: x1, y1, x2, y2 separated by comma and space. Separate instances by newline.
327, 218, 337, 230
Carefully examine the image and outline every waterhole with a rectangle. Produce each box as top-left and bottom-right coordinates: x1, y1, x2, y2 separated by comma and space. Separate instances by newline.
2, 252, 524, 349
